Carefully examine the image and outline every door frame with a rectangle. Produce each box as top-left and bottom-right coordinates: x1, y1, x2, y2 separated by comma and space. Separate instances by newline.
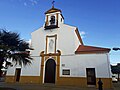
40, 50, 61, 84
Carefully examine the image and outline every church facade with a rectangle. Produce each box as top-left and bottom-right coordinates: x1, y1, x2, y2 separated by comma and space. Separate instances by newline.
6, 6, 112, 89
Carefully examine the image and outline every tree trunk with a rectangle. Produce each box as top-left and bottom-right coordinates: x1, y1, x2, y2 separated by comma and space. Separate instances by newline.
0, 57, 4, 77
0, 63, 3, 77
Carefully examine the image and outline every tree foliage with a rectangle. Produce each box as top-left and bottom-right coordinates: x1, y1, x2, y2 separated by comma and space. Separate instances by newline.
111, 63, 120, 81
111, 65, 120, 74
0, 29, 32, 76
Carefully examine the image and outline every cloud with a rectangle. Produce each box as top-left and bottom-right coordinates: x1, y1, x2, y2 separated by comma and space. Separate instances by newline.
80, 31, 86, 38
24, 2, 27, 6
23, 0, 38, 6
10, 0, 39, 6
30, 0, 38, 6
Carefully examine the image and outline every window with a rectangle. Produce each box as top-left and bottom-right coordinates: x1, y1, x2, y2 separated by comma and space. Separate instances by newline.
62, 69, 70, 75
50, 16, 55, 25
61, 18, 62, 22
62, 64, 65, 67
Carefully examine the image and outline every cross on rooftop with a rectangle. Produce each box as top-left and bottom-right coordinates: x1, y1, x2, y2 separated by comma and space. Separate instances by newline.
52, 0, 55, 8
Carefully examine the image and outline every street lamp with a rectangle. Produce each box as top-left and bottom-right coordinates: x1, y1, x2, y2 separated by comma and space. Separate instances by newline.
113, 48, 120, 51
112, 47, 120, 81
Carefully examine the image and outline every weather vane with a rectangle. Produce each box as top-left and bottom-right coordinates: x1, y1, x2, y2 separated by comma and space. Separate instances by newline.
52, 0, 55, 8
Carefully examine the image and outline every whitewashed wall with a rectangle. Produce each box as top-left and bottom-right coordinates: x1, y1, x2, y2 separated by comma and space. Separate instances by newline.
7, 66, 16, 76
7, 23, 80, 76
21, 57, 41, 76
6, 57, 41, 76
31, 24, 81, 55
60, 53, 112, 78
6, 23, 111, 78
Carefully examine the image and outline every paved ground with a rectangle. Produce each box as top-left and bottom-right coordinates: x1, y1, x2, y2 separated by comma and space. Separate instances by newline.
0, 82, 119, 90
112, 82, 120, 90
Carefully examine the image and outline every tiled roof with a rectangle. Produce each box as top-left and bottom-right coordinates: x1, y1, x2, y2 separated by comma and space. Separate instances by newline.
75, 45, 111, 54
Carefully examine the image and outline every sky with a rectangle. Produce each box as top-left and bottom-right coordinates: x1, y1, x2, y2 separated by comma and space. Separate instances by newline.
0, 0, 120, 65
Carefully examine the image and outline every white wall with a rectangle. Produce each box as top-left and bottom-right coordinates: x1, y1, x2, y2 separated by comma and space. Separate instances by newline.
6, 22, 111, 79
6, 57, 41, 76
7, 23, 80, 76
60, 53, 112, 78
7, 53, 111, 78
31, 24, 80, 56
21, 57, 41, 76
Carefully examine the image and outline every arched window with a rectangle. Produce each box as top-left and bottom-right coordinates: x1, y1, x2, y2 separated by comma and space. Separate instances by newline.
50, 16, 55, 25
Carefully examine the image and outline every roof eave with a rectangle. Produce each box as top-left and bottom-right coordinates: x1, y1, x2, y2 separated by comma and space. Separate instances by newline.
75, 49, 111, 54
45, 7, 62, 14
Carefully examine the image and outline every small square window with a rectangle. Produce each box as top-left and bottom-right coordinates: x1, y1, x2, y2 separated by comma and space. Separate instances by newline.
62, 64, 65, 67
62, 69, 70, 75
61, 18, 62, 22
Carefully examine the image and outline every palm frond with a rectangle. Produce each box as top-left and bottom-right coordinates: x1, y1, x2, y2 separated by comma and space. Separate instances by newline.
0, 29, 33, 69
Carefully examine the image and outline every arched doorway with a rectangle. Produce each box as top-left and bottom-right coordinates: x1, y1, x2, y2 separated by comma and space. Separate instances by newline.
44, 59, 56, 83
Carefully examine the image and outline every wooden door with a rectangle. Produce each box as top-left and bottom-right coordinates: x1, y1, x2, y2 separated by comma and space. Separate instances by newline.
15, 68, 21, 82
86, 68, 96, 85
44, 59, 56, 83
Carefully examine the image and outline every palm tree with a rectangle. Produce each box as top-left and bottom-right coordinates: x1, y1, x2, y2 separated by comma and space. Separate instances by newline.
0, 29, 32, 77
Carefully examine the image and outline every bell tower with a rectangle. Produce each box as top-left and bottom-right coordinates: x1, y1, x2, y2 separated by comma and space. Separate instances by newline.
44, 4, 64, 29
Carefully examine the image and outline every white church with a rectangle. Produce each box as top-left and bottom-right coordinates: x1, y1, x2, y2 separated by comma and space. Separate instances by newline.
6, 5, 113, 89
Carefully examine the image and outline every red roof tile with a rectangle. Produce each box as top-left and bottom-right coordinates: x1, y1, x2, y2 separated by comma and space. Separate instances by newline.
75, 45, 111, 54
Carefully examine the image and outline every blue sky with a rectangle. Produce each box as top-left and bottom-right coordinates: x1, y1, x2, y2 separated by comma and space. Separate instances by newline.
0, 0, 120, 65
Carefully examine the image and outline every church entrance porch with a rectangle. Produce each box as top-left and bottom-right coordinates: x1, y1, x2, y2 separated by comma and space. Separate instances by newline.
44, 59, 56, 83
40, 50, 61, 84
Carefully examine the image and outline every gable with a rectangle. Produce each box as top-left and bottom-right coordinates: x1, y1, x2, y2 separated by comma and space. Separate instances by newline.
75, 28, 84, 45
